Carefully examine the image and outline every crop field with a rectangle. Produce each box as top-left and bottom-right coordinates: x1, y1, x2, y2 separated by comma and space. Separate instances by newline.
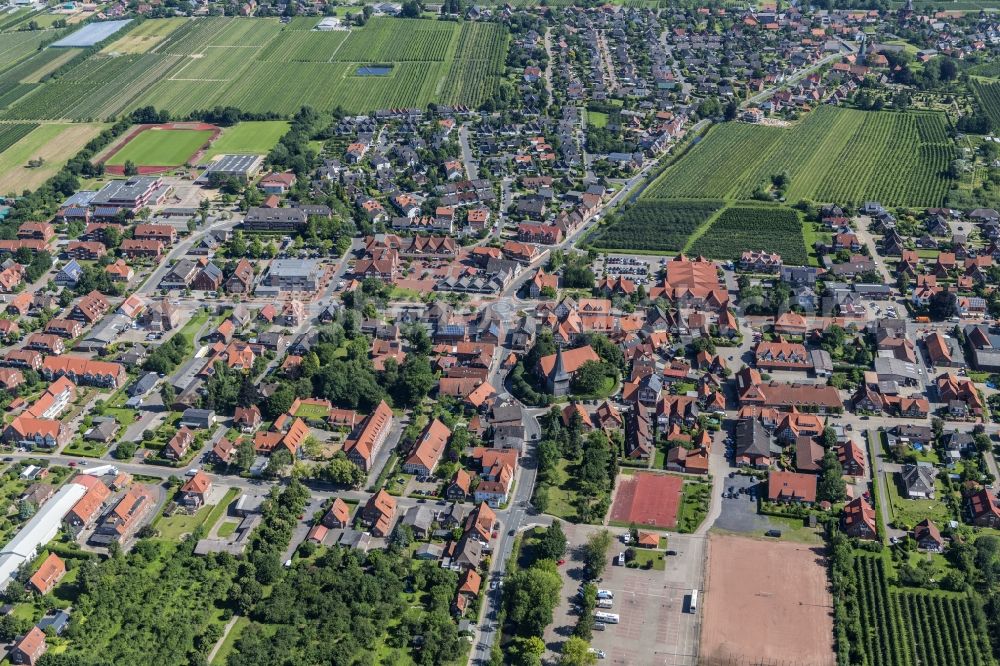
0, 17, 508, 120
257, 29, 349, 62
849, 555, 994, 666
105, 126, 215, 167
0, 122, 106, 193
199, 120, 289, 161
688, 204, 808, 264
3, 53, 183, 121
645, 106, 953, 207
972, 79, 1000, 130
102, 17, 186, 54
0, 47, 87, 111
439, 22, 508, 107
0, 31, 53, 65
589, 199, 723, 253
334, 17, 457, 61
0, 122, 37, 153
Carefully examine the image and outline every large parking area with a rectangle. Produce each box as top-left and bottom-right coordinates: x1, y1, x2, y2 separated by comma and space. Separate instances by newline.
592, 254, 661, 286
712, 473, 772, 534
545, 523, 702, 666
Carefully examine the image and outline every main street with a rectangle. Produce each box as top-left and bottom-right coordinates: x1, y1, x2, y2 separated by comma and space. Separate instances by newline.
469, 406, 547, 666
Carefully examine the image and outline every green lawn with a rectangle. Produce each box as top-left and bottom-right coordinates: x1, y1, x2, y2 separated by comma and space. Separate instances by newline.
155, 488, 240, 541
545, 458, 578, 520
588, 111, 609, 128
676, 480, 711, 533
216, 520, 239, 538
293, 403, 332, 419
884, 471, 954, 530
632, 549, 666, 570
802, 222, 832, 267
106, 128, 215, 167
178, 310, 211, 347
104, 407, 138, 426
62, 438, 110, 458
200, 121, 290, 162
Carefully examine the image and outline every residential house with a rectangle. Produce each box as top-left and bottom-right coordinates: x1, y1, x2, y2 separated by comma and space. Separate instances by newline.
180, 471, 212, 508
842, 497, 877, 539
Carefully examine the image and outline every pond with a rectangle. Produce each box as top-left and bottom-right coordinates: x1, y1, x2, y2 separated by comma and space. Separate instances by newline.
356, 65, 392, 76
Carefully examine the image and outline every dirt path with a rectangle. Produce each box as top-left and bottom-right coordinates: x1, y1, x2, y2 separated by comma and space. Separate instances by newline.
207, 615, 240, 664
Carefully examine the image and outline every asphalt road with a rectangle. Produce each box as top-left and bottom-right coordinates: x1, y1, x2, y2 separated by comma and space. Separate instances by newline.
468, 406, 546, 665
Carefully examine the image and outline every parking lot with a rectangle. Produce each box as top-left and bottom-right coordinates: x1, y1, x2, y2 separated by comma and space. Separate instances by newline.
712, 473, 776, 534
592, 254, 662, 286
545, 523, 702, 666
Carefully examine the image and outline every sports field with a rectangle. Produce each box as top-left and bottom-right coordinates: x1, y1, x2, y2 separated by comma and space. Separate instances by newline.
0, 16, 509, 120
701, 534, 835, 666
0, 122, 107, 194
104, 125, 215, 168
198, 121, 289, 162
609, 472, 682, 529
644, 106, 953, 207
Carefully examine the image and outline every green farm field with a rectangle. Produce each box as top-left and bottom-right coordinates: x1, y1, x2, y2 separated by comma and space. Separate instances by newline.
688, 204, 808, 264
199, 120, 289, 161
644, 106, 954, 207
0, 16, 509, 120
971, 79, 1000, 130
0, 122, 106, 194
105, 127, 214, 167
101, 17, 187, 54
589, 199, 723, 253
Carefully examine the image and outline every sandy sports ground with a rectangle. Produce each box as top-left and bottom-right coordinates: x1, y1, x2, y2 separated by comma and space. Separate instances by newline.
700, 533, 835, 666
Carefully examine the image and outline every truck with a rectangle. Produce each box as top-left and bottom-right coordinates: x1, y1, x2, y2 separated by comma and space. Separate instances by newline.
594, 612, 620, 624
688, 590, 698, 614
597, 599, 614, 609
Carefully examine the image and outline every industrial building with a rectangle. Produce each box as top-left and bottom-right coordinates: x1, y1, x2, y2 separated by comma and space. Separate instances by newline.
0, 482, 88, 591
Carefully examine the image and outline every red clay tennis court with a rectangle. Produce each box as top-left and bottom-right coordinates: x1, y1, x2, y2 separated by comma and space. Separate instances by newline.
609, 472, 683, 528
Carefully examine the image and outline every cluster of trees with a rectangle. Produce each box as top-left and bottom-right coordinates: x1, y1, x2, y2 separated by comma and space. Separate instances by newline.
202, 360, 265, 413
246, 312, 437, 423
223, 230, 279, 261
267, 106, 338, 177
70, 261, 126, 297
585, 126, 632, 155
232, 540, 462, 665
13, 248, 51, 284
315, 451, 367, 487
510, 329, 557, 407
534, 408, 617, 522
503, 524, 566, 666
549, 250, 595, 289
36, 505, 257, 665
570, 359, 616, 396
142, 334, 192, 376
947, 534, 1000, 656
817, 448, 847, 504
